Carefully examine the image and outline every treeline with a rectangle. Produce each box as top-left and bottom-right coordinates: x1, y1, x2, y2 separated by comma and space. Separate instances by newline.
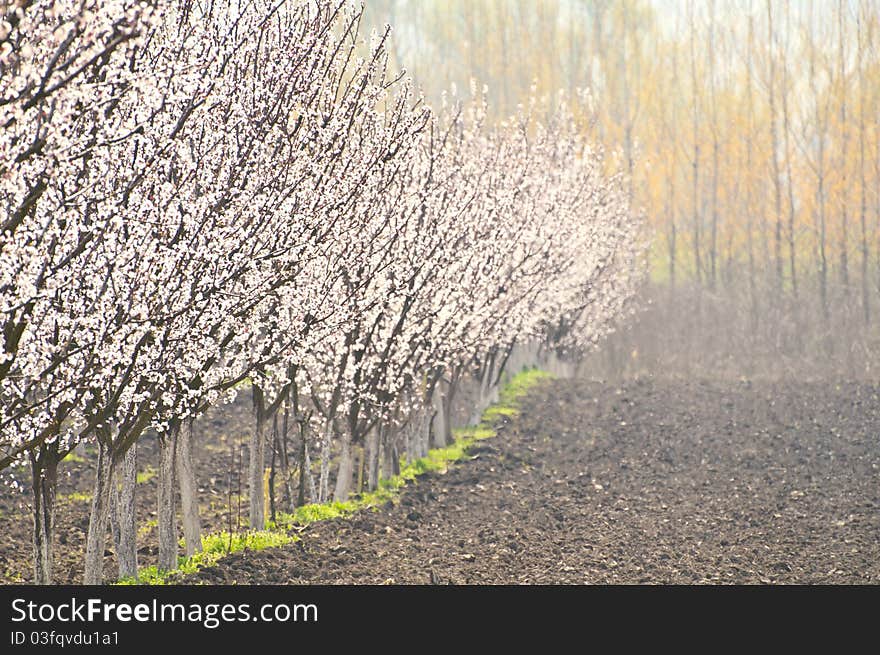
0, 0, 641, 583
365, 0, 880, 375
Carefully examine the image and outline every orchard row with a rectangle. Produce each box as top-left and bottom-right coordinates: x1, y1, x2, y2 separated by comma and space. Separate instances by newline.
0, 0, 642, 583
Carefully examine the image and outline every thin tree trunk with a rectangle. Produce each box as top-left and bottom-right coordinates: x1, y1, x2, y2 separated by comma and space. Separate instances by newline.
304, 439, 316, 504
767, 0, 784, 293
857, 5, 869, 325
383, 428, 400, 478
411, 407, 429, 460
382, 427, 395, 480
838, 0, 850, 298
420, 408, 431, 458
367, 425, 380, 491
226, 442, 234, 549
745, 17, 758, 340
176, 422, 202, 556
782, 60, 797, 300
444, 375, 459, 443
157, 432, 177, 572
280, 403, 294, 512
669, 182, 677, 296
482, 351, 497, 410
297, 420, 308, 507
318, 418, 333, 503
709, 0, 719, 291
356, 445, 365, 494
808, 3, 831, 335
333, 428, 353, 502
113, 444, 138, 580
471, 356, 495, 422
431, 380, 448, 449
84, 442, 116, 585
269, 413, 278, 524
30, 443, 59, 584
819, 179, 830, 325
109, 478, 120, 569
249, 405, 266, 530
404, 417, 414, 462
875, 76, 880, 328
409, 415, 418, 461
779, 1, 801, 355
689, 1, 702, 287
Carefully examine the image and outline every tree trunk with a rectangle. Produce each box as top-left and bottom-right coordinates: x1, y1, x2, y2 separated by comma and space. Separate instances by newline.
84, 442, 116, 585
382, 428, 400, 479
431, 381, 448, 449
157, 432, 177, 572
280, 406, 295, 513
114, 444, 138, 580
297, 422, 308, 507
382, 427, 394, 480
778, 3, 800, 353
420, 409, 431, 458
470, 363, 491, 424
176, 422, 202, 555
114, 443, 137, 578
333, 428, 353, 502
249, 409, 266, 529
367, 425, 380, 491
269, 414, 279, 524
745, 15, 758, 344
857, 6, 868, 325
109, 477, 120, 568
443, 378, 459, 443
30, 444, 59, 585
838, 0, 850, 298
408, 409, 429, 461
767, 0, 784, 293
708, 0, 719, 291
391, 442, 400, 477
304, 439, 316, 504
689, 3, 702, 287
404, 419, 415, 462
318, 419, 333, 503
478, 353, 497, 415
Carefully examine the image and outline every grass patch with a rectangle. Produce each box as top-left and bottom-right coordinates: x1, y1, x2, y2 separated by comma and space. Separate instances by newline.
496, 367, 553, 409
119, 530, 294, 585
480, 404, 518, 424
59, 491, 92, 503
61, 451, 86, 464
136, 465, 157, 485
137, 519, 157, 540
124, 366, 551, 585
453, 426, 495, 440
3, 568, 23, 583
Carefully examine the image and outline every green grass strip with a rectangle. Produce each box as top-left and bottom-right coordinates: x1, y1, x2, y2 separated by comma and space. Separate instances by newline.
117, 531, 294, 585
119, 366, 552, 585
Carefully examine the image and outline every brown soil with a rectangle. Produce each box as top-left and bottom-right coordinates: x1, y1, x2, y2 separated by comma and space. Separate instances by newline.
187, 378, 880, 584
2, 378, 879, 584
